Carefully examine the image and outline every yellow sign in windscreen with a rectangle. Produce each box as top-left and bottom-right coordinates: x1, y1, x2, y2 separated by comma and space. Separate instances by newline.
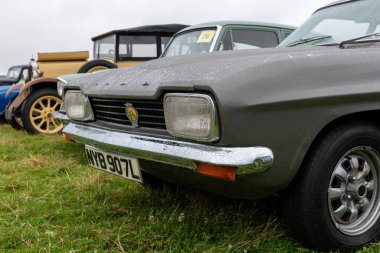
197, 30, 216, 43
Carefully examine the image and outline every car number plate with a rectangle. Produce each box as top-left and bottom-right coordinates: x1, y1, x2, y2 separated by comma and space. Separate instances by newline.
85, 145, 142, 183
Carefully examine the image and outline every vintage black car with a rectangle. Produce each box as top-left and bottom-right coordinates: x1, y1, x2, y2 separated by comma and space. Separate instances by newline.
57, 0, 380, 251
0, 65, 27, 86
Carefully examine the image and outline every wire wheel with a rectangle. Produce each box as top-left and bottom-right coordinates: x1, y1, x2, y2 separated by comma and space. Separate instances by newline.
328, 146, 380, 236
29, 95, 63, 134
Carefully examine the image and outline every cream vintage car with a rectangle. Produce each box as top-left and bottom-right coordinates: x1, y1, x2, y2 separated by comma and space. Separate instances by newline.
5, 24, 186, 134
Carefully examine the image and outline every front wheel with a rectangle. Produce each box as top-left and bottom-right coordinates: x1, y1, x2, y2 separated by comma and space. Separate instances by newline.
283, 122, 380, 251
20, 88, 63, 135
6, 115, 23, 130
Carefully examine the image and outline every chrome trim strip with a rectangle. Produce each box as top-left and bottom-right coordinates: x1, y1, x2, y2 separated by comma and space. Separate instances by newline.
54, 111, 69, 121
57, 77, 68, 84
210, 26, 223, 52
65, 91, 94, 121
63, 123, 274, 175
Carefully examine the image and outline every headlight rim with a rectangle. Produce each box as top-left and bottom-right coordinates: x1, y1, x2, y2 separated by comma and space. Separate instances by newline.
164, 93, 220, 143
65, 90, 94, 122
57, 77, 68, 98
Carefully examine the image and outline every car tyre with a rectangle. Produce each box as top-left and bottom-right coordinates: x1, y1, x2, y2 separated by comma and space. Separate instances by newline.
282, 121, 380, 251
77, 59, 117, 73
20, 88, 63, 135
6, 115, 23, 130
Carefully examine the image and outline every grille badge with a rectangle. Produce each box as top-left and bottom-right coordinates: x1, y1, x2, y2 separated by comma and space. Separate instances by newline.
125, 103, 139, 128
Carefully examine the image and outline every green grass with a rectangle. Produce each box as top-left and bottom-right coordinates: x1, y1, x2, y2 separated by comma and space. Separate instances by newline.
0, 123, 379, 253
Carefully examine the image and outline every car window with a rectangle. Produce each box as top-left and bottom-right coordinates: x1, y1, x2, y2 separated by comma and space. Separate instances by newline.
219, 29, 279, 51
119, 36, 157, 58
312, 19, 369, 42
283, 31, 293, 39
161, 36, 172, 52
94, 35, 116, 60
7, 66, 22, 78
280, 0, 380, 47
232, 29, 279, 49
218, 30, 233, 51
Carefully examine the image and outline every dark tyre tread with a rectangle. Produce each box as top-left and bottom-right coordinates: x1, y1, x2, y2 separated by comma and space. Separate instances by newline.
77, 59, 117, 73
6, 116, 22, 130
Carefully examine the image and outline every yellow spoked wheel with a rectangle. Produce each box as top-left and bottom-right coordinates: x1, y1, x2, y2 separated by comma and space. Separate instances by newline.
29, 95, 63, 134
87, 66, 109, 73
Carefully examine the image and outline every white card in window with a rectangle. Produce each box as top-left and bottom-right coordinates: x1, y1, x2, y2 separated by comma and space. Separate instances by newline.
197, 30, 216, 43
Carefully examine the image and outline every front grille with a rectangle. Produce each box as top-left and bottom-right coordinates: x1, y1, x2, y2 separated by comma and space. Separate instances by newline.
90, 98, 166, 130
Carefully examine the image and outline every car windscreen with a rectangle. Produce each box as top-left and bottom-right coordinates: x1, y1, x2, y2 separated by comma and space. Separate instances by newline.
118, 35, 158, 59
280, 0, 380, 47
7, 66, 22, 79
94, 35, 116, 60
162, 28, 217, 58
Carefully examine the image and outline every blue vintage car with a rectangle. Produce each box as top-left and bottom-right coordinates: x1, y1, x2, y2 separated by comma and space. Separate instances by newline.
0, 65, 27, 116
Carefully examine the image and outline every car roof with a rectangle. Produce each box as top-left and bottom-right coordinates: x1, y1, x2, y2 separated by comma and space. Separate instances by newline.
315, 0, 358, 13
92, 24, 189, 41
179, 20, 296, 33
9, 65, 27, 69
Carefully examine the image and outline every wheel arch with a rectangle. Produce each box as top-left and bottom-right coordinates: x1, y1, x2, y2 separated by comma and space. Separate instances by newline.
293, 110, 380, 184
21, 78, 58, 93
8, 78, 58, 114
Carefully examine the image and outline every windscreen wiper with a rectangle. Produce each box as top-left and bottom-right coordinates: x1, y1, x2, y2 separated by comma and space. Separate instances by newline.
287, 35, 332, 47
339, 32, 380, 48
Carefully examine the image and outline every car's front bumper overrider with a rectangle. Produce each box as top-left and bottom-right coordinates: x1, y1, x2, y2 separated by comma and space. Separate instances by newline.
63, 122, 274, 176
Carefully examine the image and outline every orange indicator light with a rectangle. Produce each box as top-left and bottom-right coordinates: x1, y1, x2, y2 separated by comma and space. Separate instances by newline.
196, 163, 236, 181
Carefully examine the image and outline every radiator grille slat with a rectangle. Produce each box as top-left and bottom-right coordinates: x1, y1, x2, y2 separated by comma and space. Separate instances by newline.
90, 98, 166, 130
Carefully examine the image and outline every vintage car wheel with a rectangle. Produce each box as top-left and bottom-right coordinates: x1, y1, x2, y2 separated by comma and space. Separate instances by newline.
20, 88, 63, 135
77, 59, 117, 73
282, 122, 380, 251
6, 115, 23, 130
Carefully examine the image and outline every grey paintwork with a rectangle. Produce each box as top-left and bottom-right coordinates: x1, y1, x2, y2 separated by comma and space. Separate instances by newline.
64, 43, 380, 198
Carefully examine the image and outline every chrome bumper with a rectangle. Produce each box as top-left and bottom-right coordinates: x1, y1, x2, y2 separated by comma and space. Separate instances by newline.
54, 111, 69, 121
63, 122, 274, 176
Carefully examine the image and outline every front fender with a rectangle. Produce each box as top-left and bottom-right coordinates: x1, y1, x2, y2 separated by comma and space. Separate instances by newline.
20, 77, 57, 93
7, 77, 58, 113
5, 82, 23, 97
0, 85, 19, 114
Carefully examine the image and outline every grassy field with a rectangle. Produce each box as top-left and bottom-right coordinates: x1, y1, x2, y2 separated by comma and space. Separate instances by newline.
0, 123, 380, 253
